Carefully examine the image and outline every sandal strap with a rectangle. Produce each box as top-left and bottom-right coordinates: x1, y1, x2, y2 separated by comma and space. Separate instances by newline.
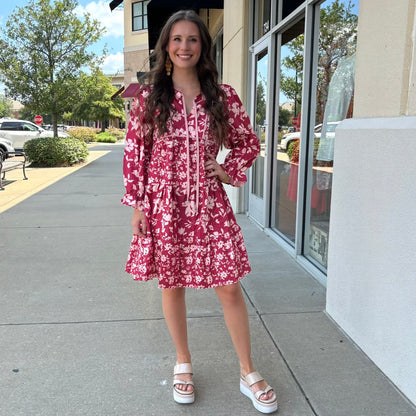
173, 363, 193, 376
243, 371, 264, 387
254, 385, 275, 402
173, 378, 194, 387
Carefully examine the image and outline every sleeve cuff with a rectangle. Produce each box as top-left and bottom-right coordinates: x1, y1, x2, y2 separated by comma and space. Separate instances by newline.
121, 194, 145, 211
220, 165, 247, 188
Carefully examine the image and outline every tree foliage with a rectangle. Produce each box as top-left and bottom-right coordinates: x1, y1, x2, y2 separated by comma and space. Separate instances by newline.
280, 0, 358, 122
0, 95, 13, 118
278, 106, 292, 126
256, 77, 267, 128
280, 34, 304, 117
64, 67, 125, 132
0, 0, 105, 136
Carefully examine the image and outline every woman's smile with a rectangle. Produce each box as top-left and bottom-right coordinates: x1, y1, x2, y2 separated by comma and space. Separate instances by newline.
166, 20, 202, 72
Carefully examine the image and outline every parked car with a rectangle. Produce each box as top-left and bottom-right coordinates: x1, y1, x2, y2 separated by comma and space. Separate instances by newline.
0, 137, 15, 159
0, 119, 70, 149
279, 121, 340, 152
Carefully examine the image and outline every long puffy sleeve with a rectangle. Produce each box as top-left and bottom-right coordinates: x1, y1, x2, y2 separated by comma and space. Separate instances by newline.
220, 85, 260, 187
121, 89, 152, 210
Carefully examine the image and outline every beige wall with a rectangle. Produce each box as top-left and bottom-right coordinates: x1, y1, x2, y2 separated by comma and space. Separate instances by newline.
354, 0, 416, 117
223, 0, 250, 103
123, 0, 150, 124
123, 0, 149, 85
220, 0, 251, 212
124, 0, 149, 48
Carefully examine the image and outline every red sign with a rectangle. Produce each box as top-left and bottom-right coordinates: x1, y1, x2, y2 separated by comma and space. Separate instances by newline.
34, 115, 43, 125
291, 117, 298, 125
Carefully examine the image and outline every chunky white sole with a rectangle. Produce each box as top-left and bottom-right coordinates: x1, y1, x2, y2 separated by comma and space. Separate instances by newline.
173, 389, 195, 404
240, 382, 278, 414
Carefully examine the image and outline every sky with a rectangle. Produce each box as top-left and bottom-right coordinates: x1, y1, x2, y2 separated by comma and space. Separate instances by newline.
0, 0, 124, 94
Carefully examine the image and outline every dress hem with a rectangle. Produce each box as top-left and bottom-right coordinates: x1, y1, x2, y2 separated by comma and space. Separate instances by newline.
125, 269, 251, 290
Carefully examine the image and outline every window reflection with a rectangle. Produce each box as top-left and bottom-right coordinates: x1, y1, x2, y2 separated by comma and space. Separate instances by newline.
306, 0, 358, 269
272, 20, 305, 243
252, 50, 268, 198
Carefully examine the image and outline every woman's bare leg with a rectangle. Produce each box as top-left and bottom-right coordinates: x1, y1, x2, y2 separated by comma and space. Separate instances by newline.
214, 283, 274, 400
162, 288, 193, 392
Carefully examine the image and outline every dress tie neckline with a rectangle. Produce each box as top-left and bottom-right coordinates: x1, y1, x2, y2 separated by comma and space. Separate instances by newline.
181, 96, 207, 215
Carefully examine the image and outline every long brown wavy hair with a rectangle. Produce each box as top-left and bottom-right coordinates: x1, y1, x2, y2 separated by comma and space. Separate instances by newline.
141, 10, 228, 147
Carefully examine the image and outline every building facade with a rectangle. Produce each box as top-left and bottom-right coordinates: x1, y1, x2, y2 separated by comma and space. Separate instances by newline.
117, 0, 416, 405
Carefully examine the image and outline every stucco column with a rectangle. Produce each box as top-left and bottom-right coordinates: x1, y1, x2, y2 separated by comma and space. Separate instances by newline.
354, 0, 416, 117
221, 0, 250, 212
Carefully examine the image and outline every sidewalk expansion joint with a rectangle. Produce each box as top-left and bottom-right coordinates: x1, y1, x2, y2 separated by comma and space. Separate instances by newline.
0, 224, 128, 230
0, 317, 166, 327
260, 310, 323, 316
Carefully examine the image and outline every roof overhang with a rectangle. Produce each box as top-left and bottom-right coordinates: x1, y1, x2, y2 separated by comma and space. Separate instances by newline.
147, 0, 224, 50
109, 0, 224, 49
109, 0, 123, 11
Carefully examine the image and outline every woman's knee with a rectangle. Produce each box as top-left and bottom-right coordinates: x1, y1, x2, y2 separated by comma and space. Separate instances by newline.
162, 287, 186, 303
215, 283, 243, 306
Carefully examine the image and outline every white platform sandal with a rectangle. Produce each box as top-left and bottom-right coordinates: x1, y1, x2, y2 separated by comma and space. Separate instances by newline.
173, 363, 195, 404
240, 371, 278, 414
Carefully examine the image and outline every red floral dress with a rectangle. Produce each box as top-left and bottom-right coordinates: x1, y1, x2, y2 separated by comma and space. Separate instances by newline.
122, 84, 260, 289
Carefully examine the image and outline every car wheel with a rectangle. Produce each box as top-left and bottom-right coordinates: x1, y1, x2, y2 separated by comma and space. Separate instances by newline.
0, 147, 6, 161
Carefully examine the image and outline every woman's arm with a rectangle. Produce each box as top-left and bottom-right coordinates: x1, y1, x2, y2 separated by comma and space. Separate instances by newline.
219, 85, 260, 187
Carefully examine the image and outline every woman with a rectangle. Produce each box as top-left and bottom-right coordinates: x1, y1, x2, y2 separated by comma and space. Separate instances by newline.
122, 10, 278, 414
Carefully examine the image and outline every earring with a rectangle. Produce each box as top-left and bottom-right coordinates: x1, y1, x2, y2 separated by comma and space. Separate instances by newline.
165, 55, 172, 76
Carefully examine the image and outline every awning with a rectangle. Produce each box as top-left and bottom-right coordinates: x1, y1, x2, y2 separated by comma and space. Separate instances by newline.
121, 83, 141, 98
147, 0, 224, 49
109, 0, 123, 11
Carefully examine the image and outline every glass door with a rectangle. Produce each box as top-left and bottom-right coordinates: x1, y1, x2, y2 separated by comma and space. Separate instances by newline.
248, 38, 271, 226
303, 0, 358, 271
271, 19, 305, 244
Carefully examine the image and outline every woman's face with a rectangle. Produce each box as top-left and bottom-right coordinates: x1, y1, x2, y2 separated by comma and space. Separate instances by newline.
166, 20, 202, 73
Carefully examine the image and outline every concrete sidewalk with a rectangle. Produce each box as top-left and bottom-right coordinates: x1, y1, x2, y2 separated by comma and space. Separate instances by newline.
1, 144, 415, 416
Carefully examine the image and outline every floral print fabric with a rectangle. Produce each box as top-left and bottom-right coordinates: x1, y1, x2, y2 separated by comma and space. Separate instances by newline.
122, 84, 260, 289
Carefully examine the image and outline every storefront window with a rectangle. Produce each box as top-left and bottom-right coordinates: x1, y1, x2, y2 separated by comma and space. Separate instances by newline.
304, 0, 359, 269
254, 0, 271, 41
271, 19, 304, 243
282, 0, 304, 19
252, 50, 268, 198
213, 33, 223, 83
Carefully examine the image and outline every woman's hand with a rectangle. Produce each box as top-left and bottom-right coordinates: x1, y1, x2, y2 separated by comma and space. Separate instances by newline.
132, 209, 148, 238
205, 153, 230, 184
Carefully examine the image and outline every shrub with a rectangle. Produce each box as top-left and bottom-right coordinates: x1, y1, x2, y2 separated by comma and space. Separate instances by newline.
107, 127, 125, 141
287, 140, 299, 162
24, 137, 89, 167
67, 126, 97, 143
96, 132, 117, 143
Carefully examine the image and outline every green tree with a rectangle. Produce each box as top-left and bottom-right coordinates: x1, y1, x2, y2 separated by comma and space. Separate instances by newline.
278, 106, 292, 126
0, 95, 13, 118
316, 0, 357, 123
0, 0, 105, 137
280, 35, 304, 117
280, 0, 358, 122
65, 68, 125, 132
256, 77, 267, 128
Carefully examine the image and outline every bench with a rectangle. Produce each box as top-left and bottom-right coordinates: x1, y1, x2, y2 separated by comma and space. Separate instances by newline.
0, 151, 28, 190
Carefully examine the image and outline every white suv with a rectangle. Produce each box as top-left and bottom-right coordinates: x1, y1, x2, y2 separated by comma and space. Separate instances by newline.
280, 121, 341, 152
0, 118, 69, 149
